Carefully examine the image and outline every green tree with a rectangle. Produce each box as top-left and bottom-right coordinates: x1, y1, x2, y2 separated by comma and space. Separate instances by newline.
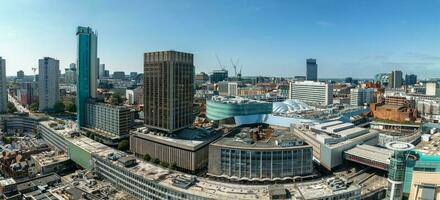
170, 162, 178, 170
110, 93, 125, 105
160, 161, 169, 168
2, 137, 13, 144
29, 102, 39, 112
7, 102, 17, 113
143, 154, 151, 161
117, 140, 129, 151
53, 102, 65, 113
152, 158, 160, 164
65, 101, 76, 112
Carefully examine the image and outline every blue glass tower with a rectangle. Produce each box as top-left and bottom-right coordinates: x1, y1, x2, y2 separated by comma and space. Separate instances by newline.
76, 26, 98, 127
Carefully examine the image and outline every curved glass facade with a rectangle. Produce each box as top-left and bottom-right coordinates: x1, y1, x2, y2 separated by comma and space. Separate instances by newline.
206, 100, 272, 121
216, 148, 313, 180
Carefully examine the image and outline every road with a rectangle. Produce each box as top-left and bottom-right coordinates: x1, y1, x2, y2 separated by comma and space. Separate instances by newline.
8, 93, 33, 116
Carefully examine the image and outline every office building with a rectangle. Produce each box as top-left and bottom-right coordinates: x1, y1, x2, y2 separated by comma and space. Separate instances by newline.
289, 81, 333, 106
208, 124, 313, 181
64, 65, 76, 84
17, 70, 24, 80
0, 57, 7, 113
306, 58, 317, 81
389, 70, 403, 88
98, 64, 105, 79
76, 26, 98, 127
143, 51, 194, 133
84, 100, 131, 140
386, 142, 414, 200
130, 72, 137, 79
405, 74, 417, 85
130, 127, 222, 173
38, 57, 60, 112
16, 82, 38, 106
350, 88, 374, 106
113, 71, 125, 80
210, 69, 228, 83
426, 82, 440, 96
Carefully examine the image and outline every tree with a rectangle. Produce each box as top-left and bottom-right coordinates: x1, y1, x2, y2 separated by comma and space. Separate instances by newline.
29, 102, 39, 112
2, 137, 13, 144
65, 101, 76, 113
117, 140, 129, 151
170, 162, 178, 170
53, 102, 65, 113
152, 158, 160, 164
160, 161, 169, 168
110, 93, 124, 105
143, 154, 151, 161
7, 102, 17, 113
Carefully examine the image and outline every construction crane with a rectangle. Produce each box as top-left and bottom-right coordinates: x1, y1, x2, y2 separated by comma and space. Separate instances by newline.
230, 58, 239, 77
216, 54, 226, 70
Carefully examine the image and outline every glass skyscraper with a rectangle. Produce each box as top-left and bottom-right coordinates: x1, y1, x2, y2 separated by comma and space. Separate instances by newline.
306, 58, 317, 81
76, 26, 98, 127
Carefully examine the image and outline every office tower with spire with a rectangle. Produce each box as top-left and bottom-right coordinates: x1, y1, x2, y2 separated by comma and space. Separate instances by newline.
143, 51, 195, 133
306, 58, 318, 81
76, 26, 98, 127
38, 57, 60, 112
0, 57, 7, 113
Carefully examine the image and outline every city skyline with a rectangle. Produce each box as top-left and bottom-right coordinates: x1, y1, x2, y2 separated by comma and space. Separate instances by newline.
1, 0, 440, 79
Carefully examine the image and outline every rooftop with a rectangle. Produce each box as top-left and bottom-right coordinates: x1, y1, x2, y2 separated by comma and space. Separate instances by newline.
31, 151, 69, 166
212, 124, 309, 149
416, 132, 440, 156
209, 96, 270, 104
295, 177, 360, 199
344, 144, 393, 164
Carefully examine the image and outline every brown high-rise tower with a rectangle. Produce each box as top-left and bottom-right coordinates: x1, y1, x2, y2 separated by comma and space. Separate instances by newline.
143, 51, 194, 133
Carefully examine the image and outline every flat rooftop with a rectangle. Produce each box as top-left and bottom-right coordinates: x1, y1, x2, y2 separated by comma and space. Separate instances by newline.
213, 124, 309, 149
344, 144, 393, 164
31, 151, 69, 166
295, 178, 360, 199
416, 132, 440, 156
131, 127, 222, 151
209, 96, 270, 104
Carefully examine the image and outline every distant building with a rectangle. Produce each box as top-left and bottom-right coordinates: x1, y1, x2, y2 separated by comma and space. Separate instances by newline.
104, 70, 110, 78
426, 82, 440, 96
210, 69, 228, 83
350, 88, 374, 106
17, 82, 38, 106
405, 74, 417, 85
76, 26, 98, 127
129, 72, 137, 79
38, 57, 60, 112
17, 70, 25, 80
375, 73, 390, 86
113, 71, 125, 80
389, 70, 403, 88
144, 51, 194, 133
289, 81, 333, 106
195, 72, 209, 82
294, 75, 306, 81
345, 77, 353, 83
99, 64, 105, 79
64, 66, 76, 84
0, 57, 7, 113
306, 58, 317, 81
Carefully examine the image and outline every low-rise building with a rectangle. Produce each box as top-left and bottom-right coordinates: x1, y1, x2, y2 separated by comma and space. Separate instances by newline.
292, 121, 378, 170
294, 177, 361, 200
31, 151, 74, 175
370, 103, 418, 122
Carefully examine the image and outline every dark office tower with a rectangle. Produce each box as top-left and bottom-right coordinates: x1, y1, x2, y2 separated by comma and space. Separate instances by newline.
389, 70, 403, 88
17, 70, 25, 79
405, 74, 417, 85
306, 58, 318, 81
144, 51, 194, 133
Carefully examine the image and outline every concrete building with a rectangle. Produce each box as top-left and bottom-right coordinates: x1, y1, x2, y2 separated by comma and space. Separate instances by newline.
0, 57, 7, 113
408, 171, 440, 200
85, 100, 131, 139
350, 88, 374, 106
405, 74, 417, 85
113, 71, 125, 80
389, 70, 403, 88
292, 121, 379, 170
16, 82, 38, 106
130, 127, 222, 173
208, 125, 314, 181
289, 81, 333, 106
426, 82, 440, 96
306, 58, 317, 81
31, 151, 73, 175
385, 142, 415, 200
143, 51, 194, 133
38, 57, 60, 112
64, 65, 76, 84
295, 177, 361, 200
76, 26, 98, 127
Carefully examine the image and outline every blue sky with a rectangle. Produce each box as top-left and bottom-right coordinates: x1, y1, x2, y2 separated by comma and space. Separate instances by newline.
0, 0, 439, 78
